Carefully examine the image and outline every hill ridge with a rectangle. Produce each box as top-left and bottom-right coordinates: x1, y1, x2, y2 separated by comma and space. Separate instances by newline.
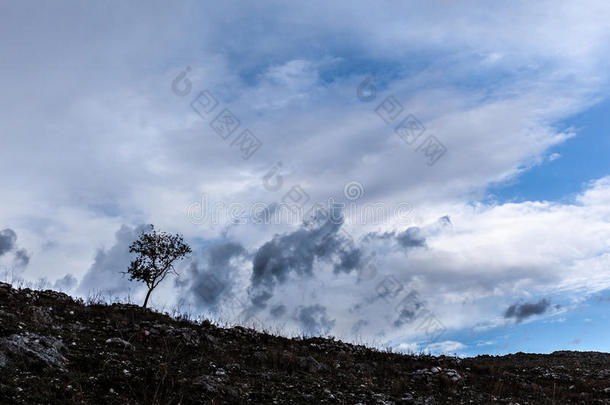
1, 282, 609, 404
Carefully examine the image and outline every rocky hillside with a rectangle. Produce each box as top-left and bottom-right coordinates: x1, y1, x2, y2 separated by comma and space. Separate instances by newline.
1, 282, 610, 404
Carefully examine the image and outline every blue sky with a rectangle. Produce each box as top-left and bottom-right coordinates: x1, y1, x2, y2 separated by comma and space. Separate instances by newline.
455, 291, 610, 356
490, 98, 610, 204
475, 95, 610, 354
1, 1, 610, 356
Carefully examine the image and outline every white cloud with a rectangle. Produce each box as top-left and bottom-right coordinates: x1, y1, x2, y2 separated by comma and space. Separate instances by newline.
1, 1, 609, 345
396, 342, 419, 354
424, 340, 466, 355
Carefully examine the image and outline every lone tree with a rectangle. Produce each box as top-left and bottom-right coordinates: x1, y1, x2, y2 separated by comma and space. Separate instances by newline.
126, 225, 192, 308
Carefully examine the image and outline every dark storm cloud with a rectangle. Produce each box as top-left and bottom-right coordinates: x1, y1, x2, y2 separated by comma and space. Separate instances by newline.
0, 229, 17, 256
438, 215, 452, 226
363, 215, 451, 249
294, 304, 335, 336
78, 224, 149, 295
186, 241, 247, 309
208, 241, 246, 269
395, 227, 426, 248
13, 249, 30, 269
0, 229, 31, 270
188, 266, 229, 308
394, 290, 427, 327
270, 304, 286, 318
246, 211, 447, 312
54, 274, 78, 292
504, 298, 551, 322
249, 206, 363, 308
334, 246, 363, 274
363, 226, 426, 248
178, 210, 448, 328
351, 319, 368, 334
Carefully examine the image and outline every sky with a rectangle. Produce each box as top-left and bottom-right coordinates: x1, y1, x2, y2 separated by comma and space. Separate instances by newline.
1, 0, 610, 356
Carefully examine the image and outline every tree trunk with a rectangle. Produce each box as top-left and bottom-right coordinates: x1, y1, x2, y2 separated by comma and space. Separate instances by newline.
142, 287, 154, 309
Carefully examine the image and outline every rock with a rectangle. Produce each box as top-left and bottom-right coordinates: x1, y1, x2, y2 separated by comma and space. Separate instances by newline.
298, 355, 323, 373
0, 334, 67, 369
598, 369, 610, 379
398, 393, 415, 404
193, 375, 220, 393
253, 351, 267, 362
30, 306, 53, 327
38, 290, 71, 303
204, 333, 219, 345
105, 337, 135, 351
176, 327, 200, 346
445, 368, 462, 382
0, 309, 15, 321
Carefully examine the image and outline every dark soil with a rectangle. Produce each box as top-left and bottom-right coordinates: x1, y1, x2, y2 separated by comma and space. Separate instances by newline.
1, 282, 609, 404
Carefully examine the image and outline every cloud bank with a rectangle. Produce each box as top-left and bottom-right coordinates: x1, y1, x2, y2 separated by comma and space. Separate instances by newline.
1, 1, 610, 353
